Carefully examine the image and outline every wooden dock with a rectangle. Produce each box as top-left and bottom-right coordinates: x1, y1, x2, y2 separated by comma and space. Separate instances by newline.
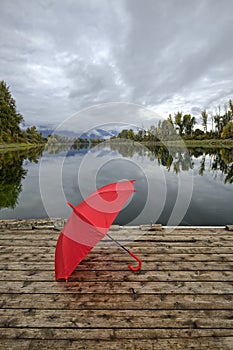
0, 220, 233, 349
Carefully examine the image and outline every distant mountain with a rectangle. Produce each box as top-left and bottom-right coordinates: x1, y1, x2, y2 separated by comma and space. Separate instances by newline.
80, 128, 118, 139
23, 123, 119, 139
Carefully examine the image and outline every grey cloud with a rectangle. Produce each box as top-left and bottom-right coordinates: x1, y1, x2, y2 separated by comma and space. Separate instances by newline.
191, 107, 201, 116
0, 0, 233, 126
116, 0, 233, 104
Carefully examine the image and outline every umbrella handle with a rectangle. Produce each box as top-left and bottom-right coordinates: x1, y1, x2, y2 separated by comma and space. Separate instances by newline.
128, 251, 142, 271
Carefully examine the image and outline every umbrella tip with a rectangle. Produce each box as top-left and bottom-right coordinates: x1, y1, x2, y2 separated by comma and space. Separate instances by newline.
67, 201, 75, 210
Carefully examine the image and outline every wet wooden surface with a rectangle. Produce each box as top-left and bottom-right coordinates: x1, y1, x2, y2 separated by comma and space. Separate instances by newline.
0, 220, 233, 349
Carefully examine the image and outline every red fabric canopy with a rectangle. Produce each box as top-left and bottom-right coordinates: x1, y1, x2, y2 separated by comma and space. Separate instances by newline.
55, 180, 135, 281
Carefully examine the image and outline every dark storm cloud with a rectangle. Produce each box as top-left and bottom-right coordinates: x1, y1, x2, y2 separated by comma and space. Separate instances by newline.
0, 0, 233, 126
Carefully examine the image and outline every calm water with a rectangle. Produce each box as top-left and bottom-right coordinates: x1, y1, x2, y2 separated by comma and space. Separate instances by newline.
0, 142, 233, 226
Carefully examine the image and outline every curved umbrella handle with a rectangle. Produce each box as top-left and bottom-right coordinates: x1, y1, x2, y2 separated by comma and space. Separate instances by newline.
128, 251, 142, 271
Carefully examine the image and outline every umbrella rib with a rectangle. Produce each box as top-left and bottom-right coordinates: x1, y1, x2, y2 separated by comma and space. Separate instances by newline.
106, 233, 130, 253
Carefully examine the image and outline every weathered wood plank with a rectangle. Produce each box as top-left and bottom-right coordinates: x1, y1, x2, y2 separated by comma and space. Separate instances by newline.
0, 228, 229, 238
1, 252, 233, 263
1, 328, 233, 341
1, 269, 233, 282
1, 337, 233, 350
3, 244, 233, 257
1, 280, 233, 294
2, 245, 233, 254
0, 309, 233, 329
1, 293, 232, 310
1, 261, 233, 271
2, 235, 233, 246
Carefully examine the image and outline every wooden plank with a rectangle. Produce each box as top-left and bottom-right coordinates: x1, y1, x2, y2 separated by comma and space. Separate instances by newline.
1, 293, 233, 310
1, 252, 233, 263
1, 261, 233, 271
1, 269, 233, 282
0, 228, 229, 237
0, 226, 229, 236
1, 337, 233, 350
2, 235, 233, 247
0, 309, 233, 329
3, 235, 233, 246
1, 328, 233, 341
2, 245, 233, 255
1, 280, 233, 294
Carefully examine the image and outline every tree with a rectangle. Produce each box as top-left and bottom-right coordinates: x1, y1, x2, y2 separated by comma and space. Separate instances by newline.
156, 118, 177, 140
0, 81, 23, 142
0, 80, 46, 144
201, 110, 208, 133
183, 114, 196, 136
221, 121, 233, 139
213, 105, 227, 136
118, 129, 130, 139
128, 129, 135, 140
229, 99, 233, 117
26, 126, 41, 143
147, 125, 158, 142
174, 111, 183, 136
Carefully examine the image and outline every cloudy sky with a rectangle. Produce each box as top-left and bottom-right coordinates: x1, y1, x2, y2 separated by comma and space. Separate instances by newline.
1, 0, 233, 129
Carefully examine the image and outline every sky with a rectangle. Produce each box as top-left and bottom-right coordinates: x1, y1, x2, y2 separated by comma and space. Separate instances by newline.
1, 0, 233, 131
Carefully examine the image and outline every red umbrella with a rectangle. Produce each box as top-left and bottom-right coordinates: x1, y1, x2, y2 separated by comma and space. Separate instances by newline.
55, 180, 142, 282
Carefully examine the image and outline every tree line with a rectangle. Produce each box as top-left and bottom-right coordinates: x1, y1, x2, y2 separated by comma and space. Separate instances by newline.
114, 99, 233, 142
0, 80, 45, 144
45, 133, 103, 153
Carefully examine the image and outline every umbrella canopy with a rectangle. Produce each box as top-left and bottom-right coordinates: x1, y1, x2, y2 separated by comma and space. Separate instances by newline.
55, 180, 139, 281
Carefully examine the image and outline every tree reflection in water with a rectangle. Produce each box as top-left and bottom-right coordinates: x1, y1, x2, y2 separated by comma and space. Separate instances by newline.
0, 147, 44, 209
109, 141, 233, 184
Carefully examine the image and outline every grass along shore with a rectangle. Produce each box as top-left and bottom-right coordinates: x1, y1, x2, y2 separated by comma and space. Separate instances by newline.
110, 138, 233, 148
1, 138, 233, 151
0, 143, 46, 151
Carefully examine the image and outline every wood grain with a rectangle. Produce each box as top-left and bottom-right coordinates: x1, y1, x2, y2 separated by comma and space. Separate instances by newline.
0, 222, 233, 349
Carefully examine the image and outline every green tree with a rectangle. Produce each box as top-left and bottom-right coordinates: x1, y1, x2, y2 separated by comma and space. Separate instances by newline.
201, 110, 208, 133
221, 121, 233, 139
118, 129, 129, 139
0, 81, 23, 142
128, 129, 135, 140
167, 114, 173, 127
0, 80, 46, 144
229, 99, 233, 117
174, 112, 183, 136
25, 126, 44, 143
183, 114, 196, 136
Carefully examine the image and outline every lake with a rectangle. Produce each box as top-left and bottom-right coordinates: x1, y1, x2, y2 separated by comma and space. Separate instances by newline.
0, 141, 233, 226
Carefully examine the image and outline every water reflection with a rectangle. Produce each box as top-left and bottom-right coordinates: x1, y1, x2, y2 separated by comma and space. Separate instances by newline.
0, 143, 233, 225
109, 142, 233, 184
0, 147, 44, 209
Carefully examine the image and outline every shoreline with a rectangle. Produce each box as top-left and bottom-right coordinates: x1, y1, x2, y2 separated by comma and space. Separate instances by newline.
0, 218, 231, 231
1, 138, 233, 151
0, 143, 45, 151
